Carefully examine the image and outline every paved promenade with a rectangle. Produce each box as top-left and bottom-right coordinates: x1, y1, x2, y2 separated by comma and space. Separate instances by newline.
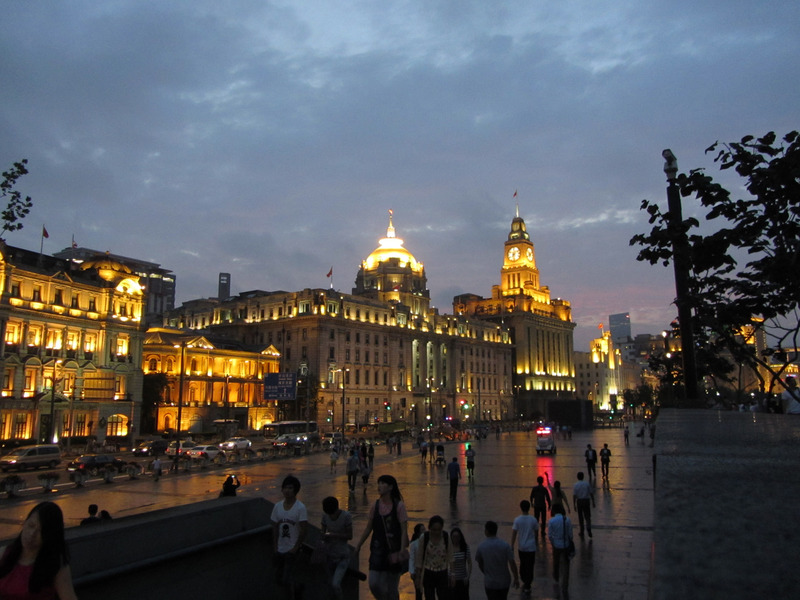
652, 409, 800, 599
0, 425, 655, 599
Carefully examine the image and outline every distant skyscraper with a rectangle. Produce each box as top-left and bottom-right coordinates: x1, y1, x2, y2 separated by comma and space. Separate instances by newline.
609, 312, 632, 342
218, 273, 231, 300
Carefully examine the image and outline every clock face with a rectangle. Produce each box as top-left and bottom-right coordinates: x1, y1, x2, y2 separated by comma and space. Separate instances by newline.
507, 246, 520, 261
526, 247, 534, 262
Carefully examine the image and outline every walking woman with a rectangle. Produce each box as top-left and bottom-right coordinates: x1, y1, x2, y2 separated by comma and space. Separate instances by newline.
0, 501, 78, 600
545, 472, 571, 515
449, 527, 472, 600
415, 515, 451, 600
356, 475, 409, 600
408, 524, 426, 600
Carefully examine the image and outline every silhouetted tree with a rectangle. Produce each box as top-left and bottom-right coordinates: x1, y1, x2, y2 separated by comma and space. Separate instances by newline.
631, 131, 800, 394
1, 159, 32, 239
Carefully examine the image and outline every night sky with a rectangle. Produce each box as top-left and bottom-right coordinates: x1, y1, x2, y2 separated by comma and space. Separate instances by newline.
1, 1, 797, 349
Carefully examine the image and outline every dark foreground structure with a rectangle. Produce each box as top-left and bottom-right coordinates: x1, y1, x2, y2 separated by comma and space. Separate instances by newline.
652, 409, 800, 599
66, 496, 361, 600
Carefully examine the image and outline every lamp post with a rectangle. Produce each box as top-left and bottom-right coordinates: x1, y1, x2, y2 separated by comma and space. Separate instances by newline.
335, 368, 349, 433
47, 360, 63, 444
174, 341, 187, 440
662, 149, 699, 403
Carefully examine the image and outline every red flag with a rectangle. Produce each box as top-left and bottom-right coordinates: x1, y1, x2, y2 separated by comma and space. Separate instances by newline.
598, 323, 604, 330
326, 267, 333, 278
42, 226, 49, 239
513, 190, 518, 198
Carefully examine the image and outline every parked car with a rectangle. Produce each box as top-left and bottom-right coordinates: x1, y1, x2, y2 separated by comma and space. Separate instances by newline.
66, 454, 127, 476
165, 440, 197, 456
219, 437, 251, 451
186, 445, 225, 460
132, 440, 169, 457
0, 444, 62, 472
272, 434, 305, 448
321, 432, 343, 448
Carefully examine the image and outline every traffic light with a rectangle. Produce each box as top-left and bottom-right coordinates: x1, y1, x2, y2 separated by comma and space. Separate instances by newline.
384, 401, 391, 410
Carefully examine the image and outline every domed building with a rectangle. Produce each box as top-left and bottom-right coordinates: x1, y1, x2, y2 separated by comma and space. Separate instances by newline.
352, 211, 430, 317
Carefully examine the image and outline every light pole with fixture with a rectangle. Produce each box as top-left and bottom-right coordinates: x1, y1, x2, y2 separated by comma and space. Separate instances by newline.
174, 340, 187, 440
47, 360, 63, 444
335, 368, 349, 433
662, 149, 699, 403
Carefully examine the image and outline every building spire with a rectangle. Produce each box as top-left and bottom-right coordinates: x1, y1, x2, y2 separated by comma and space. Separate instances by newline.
387, 208, 395, 238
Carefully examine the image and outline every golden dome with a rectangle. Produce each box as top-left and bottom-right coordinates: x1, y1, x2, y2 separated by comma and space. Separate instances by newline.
80, 252, 133, 282
362, 211, 422, 272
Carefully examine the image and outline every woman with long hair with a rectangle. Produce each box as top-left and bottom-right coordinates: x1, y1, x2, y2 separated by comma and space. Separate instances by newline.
356, 474, 409, 600
449, 527, 472, 600
545, 472, 570, 515
0, 501, 78, 600
415, 515, 451, 600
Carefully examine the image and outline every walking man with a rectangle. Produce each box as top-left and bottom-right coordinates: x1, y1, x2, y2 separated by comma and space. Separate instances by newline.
271, 475, 308, 600
152, 456, 162, 481
572, 471, 595, 538
465, 444, 476, 480
511, 501, 538, 596
584, 444, 597, 480
599, 443, 611, 479
529, 476, 551, 538
476, 520, 520, 600
345, 449, 360, 492
548, 506, 574, 600
447, 456, 462, 501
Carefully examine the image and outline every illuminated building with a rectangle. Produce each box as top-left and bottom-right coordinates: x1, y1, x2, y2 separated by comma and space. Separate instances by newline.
165, 213, 514, 430
142, 328, 280, 435
54, 247, 176, 327
574, 330, 640, 412
453, 208, 576, 419
0, 243, 144, 446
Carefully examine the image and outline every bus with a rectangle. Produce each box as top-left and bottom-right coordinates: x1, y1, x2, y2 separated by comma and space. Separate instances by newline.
261, 421, 319, 443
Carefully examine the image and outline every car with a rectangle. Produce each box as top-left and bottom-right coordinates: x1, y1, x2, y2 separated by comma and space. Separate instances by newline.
0, 444, 62, 472
322, 432, 343, 448
132, 440, 169, 457
66, 454, 127, 476
535, 426, 557, 455
165, 440, 197, 456
186, 445, 225, 460
219, 437, 252, 451
272, 434, 305, 448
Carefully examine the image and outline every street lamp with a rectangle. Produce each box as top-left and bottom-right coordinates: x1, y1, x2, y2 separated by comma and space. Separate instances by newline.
335, 368, 349, 433
662, 149, 699, 403
174, 341, 187, 440
47, 360, 63, 444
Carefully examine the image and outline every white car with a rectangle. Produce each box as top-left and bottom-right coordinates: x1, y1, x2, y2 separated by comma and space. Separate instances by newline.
186, 445, 225, 460
219, 437, 252, 451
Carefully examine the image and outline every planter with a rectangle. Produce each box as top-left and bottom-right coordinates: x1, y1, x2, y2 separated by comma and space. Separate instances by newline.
125, 463, 143, 480
69, 471, 89, 488
192, 456, 209, 469
101, 467, 117, 483
37, 472, 60, 493
1, 475, 26, 498
213, 453, 227, 466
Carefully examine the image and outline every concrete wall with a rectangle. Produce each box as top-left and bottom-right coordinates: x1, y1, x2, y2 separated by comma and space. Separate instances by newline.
65, 496, 361, 600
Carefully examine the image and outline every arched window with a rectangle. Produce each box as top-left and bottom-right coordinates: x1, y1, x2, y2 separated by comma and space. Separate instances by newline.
149, 358, 158, 372
107, 414, 127, 436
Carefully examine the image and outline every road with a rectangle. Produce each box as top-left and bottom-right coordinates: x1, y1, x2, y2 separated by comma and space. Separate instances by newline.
0, 426, 654, 600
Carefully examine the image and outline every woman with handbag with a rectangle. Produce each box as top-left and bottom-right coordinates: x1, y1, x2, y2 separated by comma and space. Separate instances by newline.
356, 475, 409, 600
547, 505, 574, 600
414, 515, 451, 600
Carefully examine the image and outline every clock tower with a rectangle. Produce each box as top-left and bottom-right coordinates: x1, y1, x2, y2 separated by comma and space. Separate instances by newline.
501, 205, 541, 296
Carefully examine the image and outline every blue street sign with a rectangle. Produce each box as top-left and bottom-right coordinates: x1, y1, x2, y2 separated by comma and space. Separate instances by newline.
263, 373, 297, 401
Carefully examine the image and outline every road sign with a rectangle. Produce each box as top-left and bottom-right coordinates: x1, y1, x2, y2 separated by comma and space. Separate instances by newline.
263, 373, 297, 401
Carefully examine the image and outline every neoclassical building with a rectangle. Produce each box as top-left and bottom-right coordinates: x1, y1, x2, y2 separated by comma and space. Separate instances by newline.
142, 328, 280, 435
454, 209, 577, 418
165, 213, 514, 431
0, 244, 145, 446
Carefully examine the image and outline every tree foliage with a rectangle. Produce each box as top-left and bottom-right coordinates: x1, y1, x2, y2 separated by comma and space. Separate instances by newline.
630, 131, 800, 393
0, 159, 32, 239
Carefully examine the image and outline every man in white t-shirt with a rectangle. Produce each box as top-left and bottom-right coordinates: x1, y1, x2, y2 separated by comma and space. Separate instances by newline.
511, 500, 539, 596
271, 475, 308, 599
782, 378, 800, 414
